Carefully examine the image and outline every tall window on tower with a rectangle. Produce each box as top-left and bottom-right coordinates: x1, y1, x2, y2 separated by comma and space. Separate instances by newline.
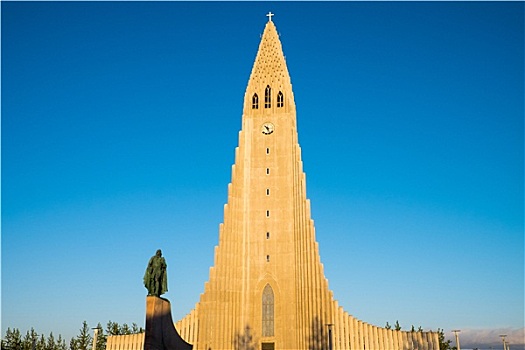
265, 85, 271, 108
277, 91, 284, 108
262, 284, 274, 337
252, 93, 259, 109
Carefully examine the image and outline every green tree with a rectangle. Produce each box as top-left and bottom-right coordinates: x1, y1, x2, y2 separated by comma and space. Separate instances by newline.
55, 335, 66, 350
394, 320, 401, 331
69, 338, 77, 350
130, 324, 143, 334
35, 335, 46, 350
385, 322, 391, 330
437, 328, 456, 350
120, 324, 130, 336
75, 322, 92, 350
22, 328, 38, 350
105, 322, 120, 336
46, 333, 56, 350
103, 321, 143, 338
3, 328, 22, 350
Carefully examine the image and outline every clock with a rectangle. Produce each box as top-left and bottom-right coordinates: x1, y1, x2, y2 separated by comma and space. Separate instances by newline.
261, 122, 274, 135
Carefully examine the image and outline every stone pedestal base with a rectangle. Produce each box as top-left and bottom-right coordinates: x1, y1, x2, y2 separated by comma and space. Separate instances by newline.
144, 296, 192, 350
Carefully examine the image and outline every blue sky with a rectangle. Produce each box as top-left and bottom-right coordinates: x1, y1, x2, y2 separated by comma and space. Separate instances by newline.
2, 1, 523, 348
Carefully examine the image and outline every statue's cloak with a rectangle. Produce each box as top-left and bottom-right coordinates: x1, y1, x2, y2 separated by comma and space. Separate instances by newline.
143, 256, 168, 295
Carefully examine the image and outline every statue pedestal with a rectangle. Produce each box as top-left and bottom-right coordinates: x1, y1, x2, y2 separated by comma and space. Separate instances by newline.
144, 296, 192, 350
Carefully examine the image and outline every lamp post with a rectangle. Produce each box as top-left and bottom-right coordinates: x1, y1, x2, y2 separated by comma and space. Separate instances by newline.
325, 324, 333, 350
452, 330, 461, 350
499, 334, 507, 350
92, 327, 102, 350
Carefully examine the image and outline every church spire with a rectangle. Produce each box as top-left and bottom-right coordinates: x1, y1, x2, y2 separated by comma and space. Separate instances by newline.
243, 15, 295, 115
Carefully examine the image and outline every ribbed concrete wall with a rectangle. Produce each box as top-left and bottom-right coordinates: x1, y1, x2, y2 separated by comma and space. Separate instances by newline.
175, 305, 199, 345
106, 333, 144, 350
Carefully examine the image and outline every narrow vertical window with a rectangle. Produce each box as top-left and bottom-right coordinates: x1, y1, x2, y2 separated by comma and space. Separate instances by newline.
262, 284, 274, 336
252, 93, 259, 109
266, 148, 270, 154
266, 210, 270, 217
266, 255, 270, 262
265, 85, 271, 108
266, 168, 270, 175
266, 189, 270, 196
266, 232, 270, 239
277, 91, 284, 108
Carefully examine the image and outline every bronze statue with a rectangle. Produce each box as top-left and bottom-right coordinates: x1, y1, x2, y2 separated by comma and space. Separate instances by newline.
144, 249, 168, 296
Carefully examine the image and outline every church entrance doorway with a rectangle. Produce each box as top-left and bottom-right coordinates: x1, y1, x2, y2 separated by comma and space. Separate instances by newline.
261, 342, 274, 350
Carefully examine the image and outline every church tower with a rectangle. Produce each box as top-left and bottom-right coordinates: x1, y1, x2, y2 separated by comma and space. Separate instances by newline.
174, 16, 440, 350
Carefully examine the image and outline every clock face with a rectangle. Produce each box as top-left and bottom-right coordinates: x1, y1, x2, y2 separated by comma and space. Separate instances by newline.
261, 122, 274, 135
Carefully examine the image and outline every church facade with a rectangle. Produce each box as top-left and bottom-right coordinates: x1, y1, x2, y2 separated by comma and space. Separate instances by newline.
174, 17, 439, 350
107, 16, 439, 350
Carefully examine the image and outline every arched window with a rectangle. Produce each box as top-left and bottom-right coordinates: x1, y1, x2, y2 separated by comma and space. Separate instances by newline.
265, 85, 271, 108
252, 93, 259, 109
277, 91, 284, 108
262, 284, 274, 337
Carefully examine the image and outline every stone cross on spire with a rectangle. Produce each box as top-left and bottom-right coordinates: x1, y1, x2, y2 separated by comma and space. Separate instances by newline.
266, 11, 274, 22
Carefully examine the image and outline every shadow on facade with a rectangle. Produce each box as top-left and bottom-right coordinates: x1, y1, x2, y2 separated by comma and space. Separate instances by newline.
410, 330, 429, 350
308, 316, 328, 350
232, 325, 257, 350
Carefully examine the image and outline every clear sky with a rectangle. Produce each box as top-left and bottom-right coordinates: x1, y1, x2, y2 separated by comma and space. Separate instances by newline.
2, 1, 523, 348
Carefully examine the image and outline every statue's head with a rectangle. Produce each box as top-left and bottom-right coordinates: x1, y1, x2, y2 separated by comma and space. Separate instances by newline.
156, 249, 162, 257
